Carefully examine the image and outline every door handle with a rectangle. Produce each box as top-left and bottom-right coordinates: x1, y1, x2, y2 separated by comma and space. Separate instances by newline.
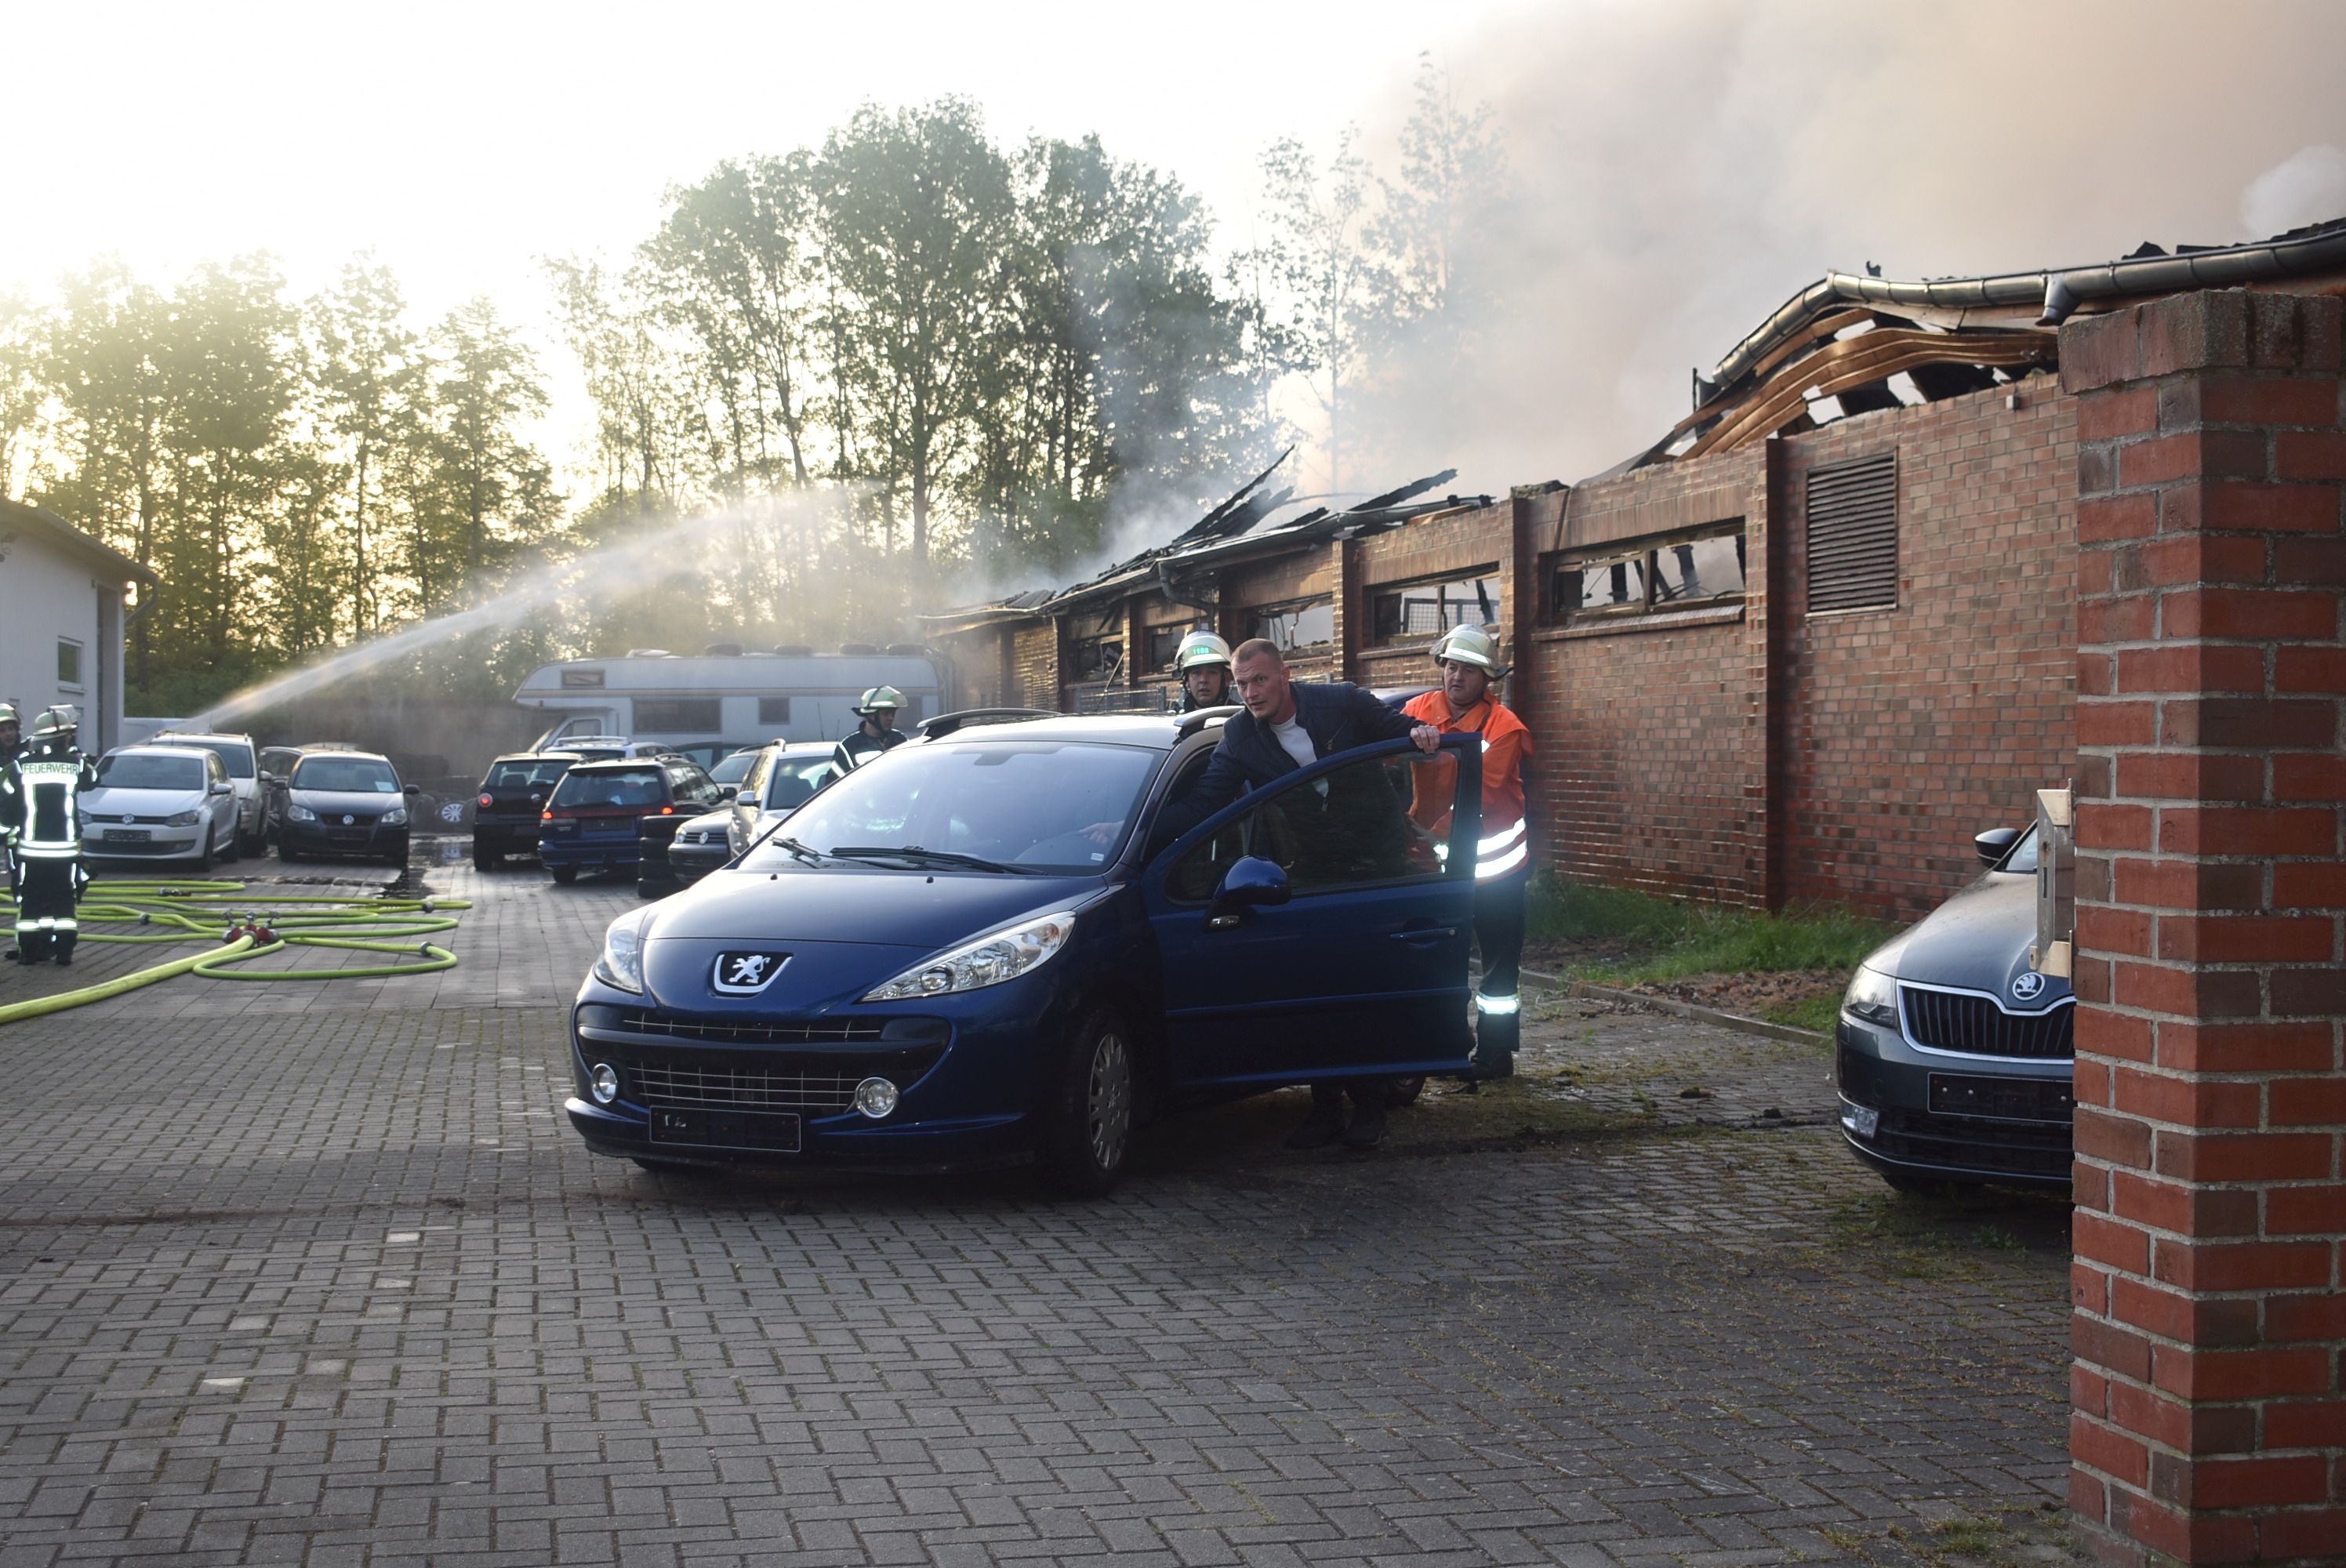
1204, 914, 1242, 932
1389, 926, 1457, 943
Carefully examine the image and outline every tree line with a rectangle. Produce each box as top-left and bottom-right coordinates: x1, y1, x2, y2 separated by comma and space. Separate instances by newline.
0, 63, 1505, 714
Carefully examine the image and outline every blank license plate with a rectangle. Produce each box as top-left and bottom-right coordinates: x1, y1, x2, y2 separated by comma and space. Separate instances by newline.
1929, 1073, 2074, 1123
102, 829, 151, 843
648, 1107, 802, 1153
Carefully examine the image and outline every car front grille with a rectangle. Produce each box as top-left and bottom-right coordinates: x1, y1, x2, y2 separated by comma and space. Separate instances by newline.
601, 1044, 947, 1114
676, 829, 718, 845
1868, 1105, 2072, 1181
85, 813, 176, 826
1901, 985, 2073, 1059
614, 1010, 888, 1046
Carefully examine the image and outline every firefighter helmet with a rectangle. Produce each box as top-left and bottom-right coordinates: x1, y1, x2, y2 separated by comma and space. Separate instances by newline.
0, 701, 18, 728
31, 707, 78, 741
1432, 624, 1505, 675
1172, 630, 1233, 673
855, 685, 905, 716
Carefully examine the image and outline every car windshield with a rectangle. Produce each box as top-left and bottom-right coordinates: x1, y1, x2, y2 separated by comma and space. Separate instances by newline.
551, 766, 666, 809
742, 740, 1157, 873
1999, 825, 2040, 874
97, 753, 205, 791
710, 752, 759, 786
293, 757, 401, 793
167, 738, 254, 778
488, 759, 576, 789
764, 755, 837, 810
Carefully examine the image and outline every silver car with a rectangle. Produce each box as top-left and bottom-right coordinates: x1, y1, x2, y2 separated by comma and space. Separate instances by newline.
666, 742, 840, 880
148, 730, 265, 854
80, 746, 243, 869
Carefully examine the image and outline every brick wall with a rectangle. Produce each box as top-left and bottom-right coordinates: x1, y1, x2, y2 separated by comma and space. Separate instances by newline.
1011, 622, 1055, 710
1523, 452, 1770, 905
1352, 501, 1516, 696
1774, 376, 2079, 918
2064, 289, 2346, 1568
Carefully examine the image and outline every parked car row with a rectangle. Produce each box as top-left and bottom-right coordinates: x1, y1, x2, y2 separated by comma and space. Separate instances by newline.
77, 731, 418, 869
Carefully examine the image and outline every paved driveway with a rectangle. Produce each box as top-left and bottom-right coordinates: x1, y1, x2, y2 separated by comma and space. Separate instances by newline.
0, 849, 2074, 1566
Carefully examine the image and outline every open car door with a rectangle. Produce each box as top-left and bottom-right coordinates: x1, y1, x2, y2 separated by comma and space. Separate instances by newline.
1142, 732, 1482, 1092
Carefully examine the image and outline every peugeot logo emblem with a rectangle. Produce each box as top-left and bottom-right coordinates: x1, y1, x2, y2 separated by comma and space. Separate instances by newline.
2012, 971, 2046, 1001
713, 951, 789, 995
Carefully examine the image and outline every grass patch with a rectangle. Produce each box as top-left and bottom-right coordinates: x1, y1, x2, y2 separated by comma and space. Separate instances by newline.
1526, 877, 1894, 988
1763, 991, 1843, 1034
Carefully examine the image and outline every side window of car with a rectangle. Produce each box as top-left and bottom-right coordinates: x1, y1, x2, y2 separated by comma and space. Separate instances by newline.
739, 753, 771, 804
1168, 750, 1458, 902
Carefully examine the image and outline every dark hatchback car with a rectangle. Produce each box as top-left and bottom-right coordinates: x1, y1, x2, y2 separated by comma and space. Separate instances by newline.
563, 711, 1488, 1195
275, 750, 417, 866
1833, 824, 2074, 1193
539, 757, 721, 884
472, 751, 583, 869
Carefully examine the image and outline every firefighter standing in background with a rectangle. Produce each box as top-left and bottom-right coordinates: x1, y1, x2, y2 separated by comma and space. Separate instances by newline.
0, 702, 22, 905
1172, 630, 1236, 713
1404, 626, 1534, 1077
833, 686, 909, 774
9, 707, 96, 966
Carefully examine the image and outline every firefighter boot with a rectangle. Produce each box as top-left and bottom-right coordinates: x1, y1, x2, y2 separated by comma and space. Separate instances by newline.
1473, 998, 1519, 1079
1341, 1085, 1388, 1149
1284, 1085, 1348, 1149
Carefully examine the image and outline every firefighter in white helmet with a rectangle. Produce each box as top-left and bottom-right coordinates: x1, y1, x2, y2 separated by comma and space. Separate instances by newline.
8, 706, 96, 966
1171, 629, 1236, 713
833, 686, 909, 774
1403, 625, 1534, 1076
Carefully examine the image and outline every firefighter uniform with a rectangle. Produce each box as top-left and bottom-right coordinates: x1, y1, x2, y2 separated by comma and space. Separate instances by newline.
1403, 627, 1534, 1076
1, 701, 21, 904
833, 686, 909, 773
11, 710, 96, 965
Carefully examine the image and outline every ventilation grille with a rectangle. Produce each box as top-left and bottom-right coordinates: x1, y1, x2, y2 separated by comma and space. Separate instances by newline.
1806, 452, 1898, 613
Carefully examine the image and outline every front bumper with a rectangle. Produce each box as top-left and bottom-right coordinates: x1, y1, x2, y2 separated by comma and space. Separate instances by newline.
82, 826, 207, 859
663, 841, 729, 879
281, 819, 410, 858
1834, 1011, 2073, 1189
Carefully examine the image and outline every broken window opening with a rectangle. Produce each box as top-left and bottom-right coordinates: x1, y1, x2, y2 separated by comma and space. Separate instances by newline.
1546, 524, 1747, 627
1249, 597, 1335, 654
1367, 571, 1499, 644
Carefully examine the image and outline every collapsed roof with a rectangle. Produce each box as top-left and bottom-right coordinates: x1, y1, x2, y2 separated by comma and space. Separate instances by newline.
1609, 215, 2346, 477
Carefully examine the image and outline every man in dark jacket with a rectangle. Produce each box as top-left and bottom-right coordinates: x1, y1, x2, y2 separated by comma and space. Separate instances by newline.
1156, 639, 1442, 1150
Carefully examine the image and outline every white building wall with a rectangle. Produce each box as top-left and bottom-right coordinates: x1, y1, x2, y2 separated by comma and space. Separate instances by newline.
0, 530, 125, 750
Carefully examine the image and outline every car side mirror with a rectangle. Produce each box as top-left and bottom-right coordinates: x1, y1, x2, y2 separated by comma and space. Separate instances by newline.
1207, 855, 1290, 930
718, 785, 739, 801
259, 771, 278, 785
210, 782, 233, 796
1974, 826, 2022, 867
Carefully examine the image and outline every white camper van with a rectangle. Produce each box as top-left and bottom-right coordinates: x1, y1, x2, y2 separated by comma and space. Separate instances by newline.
512, 648, 949, 764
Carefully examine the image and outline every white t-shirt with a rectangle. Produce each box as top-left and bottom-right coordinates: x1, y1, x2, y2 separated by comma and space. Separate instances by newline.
1269, 716, 1316, 770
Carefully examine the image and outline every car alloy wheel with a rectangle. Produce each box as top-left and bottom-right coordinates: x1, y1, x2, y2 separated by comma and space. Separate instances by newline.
1087, 1028, 1133, 1173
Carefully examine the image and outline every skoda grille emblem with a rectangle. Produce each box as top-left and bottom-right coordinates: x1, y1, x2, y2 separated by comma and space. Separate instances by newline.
713, 951, 788, 995
2012, 971, 2046, 1002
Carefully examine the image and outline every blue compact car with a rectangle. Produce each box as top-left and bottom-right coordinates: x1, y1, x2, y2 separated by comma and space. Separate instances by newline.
564, 710, 1487, 1195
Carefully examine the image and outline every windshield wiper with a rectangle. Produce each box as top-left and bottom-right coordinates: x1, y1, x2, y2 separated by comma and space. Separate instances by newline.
829, 844, 1032, 874
768, 835, 826, 866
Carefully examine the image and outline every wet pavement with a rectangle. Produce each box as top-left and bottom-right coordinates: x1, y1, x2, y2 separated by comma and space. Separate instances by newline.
0, 842, 2075, 1566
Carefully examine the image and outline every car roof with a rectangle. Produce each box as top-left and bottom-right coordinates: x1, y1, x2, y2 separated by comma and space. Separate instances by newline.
492, 750, 583, 762
918, 713, 1193, 751
107, 744, 216, 760
566, 756, 688, 771
291, 749, 394, 768
154, 730, 253, 745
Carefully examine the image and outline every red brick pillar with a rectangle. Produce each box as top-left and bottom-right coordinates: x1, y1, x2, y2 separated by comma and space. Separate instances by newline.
2064, 289, 2346, 1566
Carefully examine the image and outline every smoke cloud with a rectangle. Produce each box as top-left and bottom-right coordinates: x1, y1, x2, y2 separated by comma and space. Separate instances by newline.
1325, 0, 2346, 496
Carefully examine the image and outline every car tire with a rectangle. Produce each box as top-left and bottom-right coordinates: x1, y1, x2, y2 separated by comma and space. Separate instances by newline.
1037, 1008, 1137, 1200
1385, 1075, 1426, 1109
194, 828, 214, 873
220, 823, 241, 863
550, 866, 577, 884
473, 844, 497, 872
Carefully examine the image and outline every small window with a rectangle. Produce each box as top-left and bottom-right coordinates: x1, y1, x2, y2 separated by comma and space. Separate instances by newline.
1807, 452, 1898, 614
56, 639, 82, 687
1651, 532, 1747, 608
1367, 572, 1498, 644
757, 696, 791, 725
1547, 524, 1747, 627
560, 667, 606, 688
1065, 605, 1123, 683
633, 698, 722, 733
1145, 624, 1189, 673
1554, 554, 1647, 619
1248, 599, 1335, 652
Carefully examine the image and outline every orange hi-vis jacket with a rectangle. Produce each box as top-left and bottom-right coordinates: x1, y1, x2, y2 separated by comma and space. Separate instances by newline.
1403, 689, 1534, 880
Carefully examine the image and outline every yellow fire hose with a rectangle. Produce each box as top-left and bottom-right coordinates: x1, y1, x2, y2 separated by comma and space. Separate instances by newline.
0, 879, 471, 1025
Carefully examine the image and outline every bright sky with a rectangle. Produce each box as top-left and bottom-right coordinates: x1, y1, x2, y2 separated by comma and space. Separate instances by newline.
7, 0, 1529, 483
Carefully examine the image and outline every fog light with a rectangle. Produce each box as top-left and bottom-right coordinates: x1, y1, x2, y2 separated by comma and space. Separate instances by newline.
1839, 1101, 1879, 1139
590, 1063, 619, 1105
853, 1076, 899, 1119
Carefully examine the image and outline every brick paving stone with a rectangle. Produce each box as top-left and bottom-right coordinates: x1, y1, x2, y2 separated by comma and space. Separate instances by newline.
0, 842, 2075, 1565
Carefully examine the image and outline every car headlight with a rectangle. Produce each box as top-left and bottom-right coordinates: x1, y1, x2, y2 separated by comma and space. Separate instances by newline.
287, 804, 318, 822
166, 809, 202, 826
380, 808, 409, 826
1843, 964, 1899, 1029
593, 913, 649, 994
862, 909, 1078, 1002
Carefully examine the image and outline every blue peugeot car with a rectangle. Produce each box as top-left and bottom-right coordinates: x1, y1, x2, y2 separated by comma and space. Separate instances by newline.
563, 710, 1487, 1195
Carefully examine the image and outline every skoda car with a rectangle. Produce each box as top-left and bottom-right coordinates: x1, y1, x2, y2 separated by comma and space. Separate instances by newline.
81, 745, 243, 868
564, 711, 1487, 1196
1833, 823, 2074, 1193
274, 750, 417, 866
